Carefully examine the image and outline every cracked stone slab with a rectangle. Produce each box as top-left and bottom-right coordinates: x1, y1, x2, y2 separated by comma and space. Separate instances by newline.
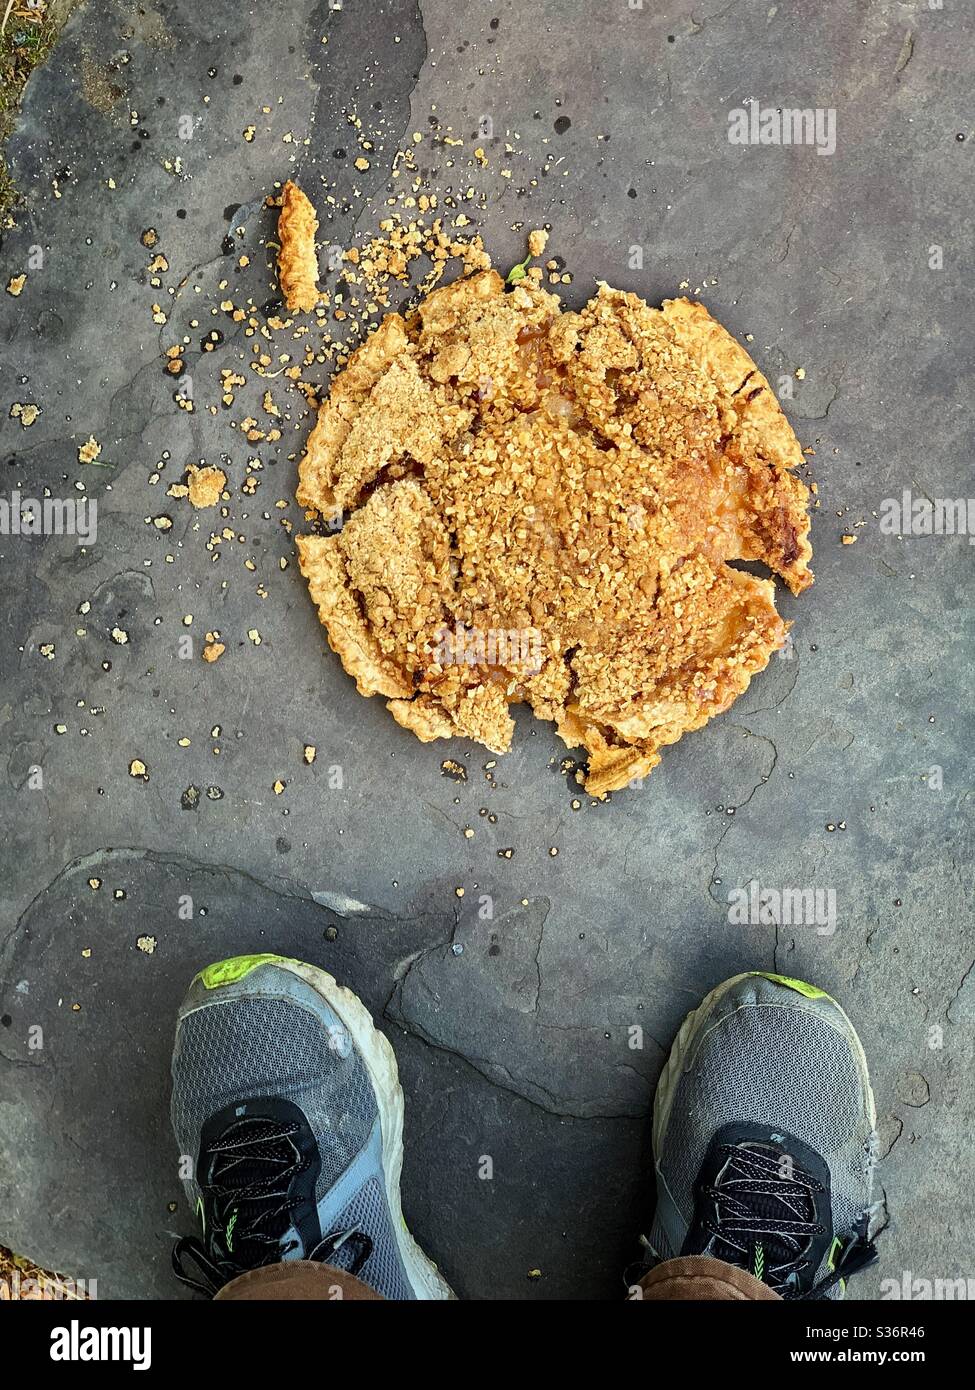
1, 0, 973, 1299
387, 896, 667, 1119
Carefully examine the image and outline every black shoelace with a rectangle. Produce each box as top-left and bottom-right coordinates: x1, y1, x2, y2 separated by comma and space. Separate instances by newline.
702, 1143, 878, 1300
172, 1115, 372, 1297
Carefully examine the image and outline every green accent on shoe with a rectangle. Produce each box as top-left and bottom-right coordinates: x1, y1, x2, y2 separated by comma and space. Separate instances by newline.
225, 1209, 238, 1253
753, 1242, 765, 1282
196, 1195, 206, 1240
750, 971, 832, 1002
826, 1235, 848, 1295
195, 953, 297, 991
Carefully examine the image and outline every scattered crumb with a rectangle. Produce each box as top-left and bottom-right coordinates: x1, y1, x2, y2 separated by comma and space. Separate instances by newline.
277, 180, 320, 313
185, 464, 227, 508
10, 402, 39, 428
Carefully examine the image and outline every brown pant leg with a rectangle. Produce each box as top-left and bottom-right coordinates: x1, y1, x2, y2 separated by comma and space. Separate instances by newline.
636, 1255, 780, 1301
215, 1260, 382, 1301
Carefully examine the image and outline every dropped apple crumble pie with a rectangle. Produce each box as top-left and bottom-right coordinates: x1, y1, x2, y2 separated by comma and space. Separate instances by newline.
295, 268, 811, 795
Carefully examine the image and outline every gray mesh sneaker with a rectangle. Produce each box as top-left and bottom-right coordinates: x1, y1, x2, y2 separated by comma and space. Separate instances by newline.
170, 953, 452, 1299
646, 971, 881, 1299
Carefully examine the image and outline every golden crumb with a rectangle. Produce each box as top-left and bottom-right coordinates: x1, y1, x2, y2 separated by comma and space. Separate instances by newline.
185, 465, 227, 508
6, 274, 26, 296
78, 436, 101, 464
10, 402, 39, 428
277, 180, 320, 313
528, 228, 548, 257
202, 641, 226, 662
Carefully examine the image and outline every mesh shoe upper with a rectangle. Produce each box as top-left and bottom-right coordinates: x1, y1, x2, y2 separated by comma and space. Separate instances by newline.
170, 960, 415, 1299
649, 973, 879, 1297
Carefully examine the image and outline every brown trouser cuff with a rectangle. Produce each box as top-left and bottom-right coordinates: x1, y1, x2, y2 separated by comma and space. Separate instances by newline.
215, 1260, 382, 1301
636, 1255, 781, 1301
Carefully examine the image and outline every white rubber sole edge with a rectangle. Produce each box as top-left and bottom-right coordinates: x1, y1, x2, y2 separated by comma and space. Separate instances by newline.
280, 959, 455, 1300
651, 971, 878, 1163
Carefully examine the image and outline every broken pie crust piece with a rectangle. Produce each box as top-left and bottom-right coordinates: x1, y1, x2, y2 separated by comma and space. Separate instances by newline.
277, 181, 321, 313
296, 268, 812, 795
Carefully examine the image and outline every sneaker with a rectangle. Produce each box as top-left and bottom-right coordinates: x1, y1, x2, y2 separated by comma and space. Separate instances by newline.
646, 971, 881, 1299
170, 953, 453, 1299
